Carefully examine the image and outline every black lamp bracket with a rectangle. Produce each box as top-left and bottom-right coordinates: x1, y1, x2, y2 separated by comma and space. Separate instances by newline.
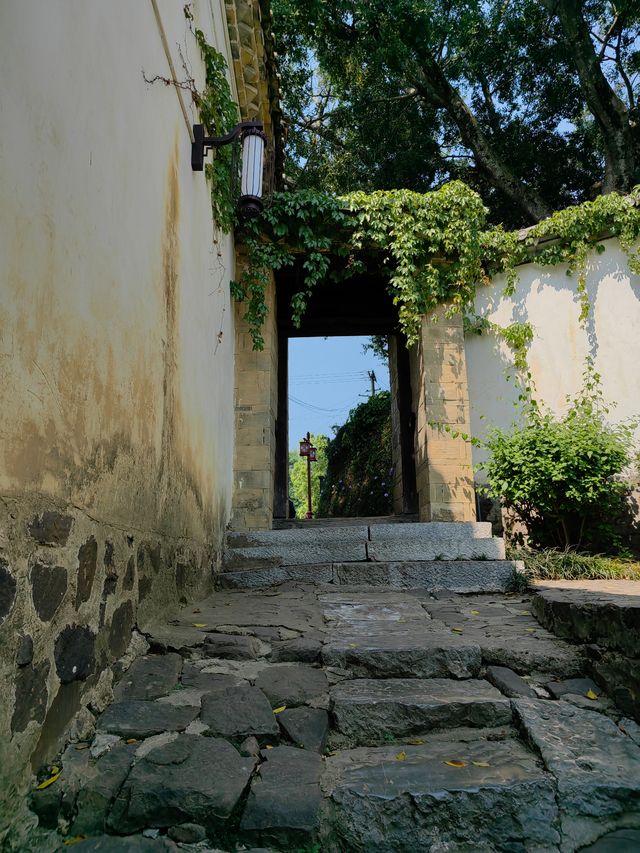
191, 119, 265, 171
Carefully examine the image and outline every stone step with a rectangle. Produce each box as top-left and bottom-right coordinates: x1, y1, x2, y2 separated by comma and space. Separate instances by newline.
320, 737, 561, 851
272, 514, 419, 529
218, 559, 518, 591
331, 678, 512, 744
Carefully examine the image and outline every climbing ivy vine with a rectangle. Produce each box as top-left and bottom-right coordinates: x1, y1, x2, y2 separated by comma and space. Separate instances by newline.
194, 29, 238, 233
233, 184, 640, 351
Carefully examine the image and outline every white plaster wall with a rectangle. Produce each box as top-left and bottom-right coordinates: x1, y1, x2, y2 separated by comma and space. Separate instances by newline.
0, 1, 237, 540
466, 238, 640, 477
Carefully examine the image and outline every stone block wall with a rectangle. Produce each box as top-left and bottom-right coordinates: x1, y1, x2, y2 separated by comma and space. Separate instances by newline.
232, 269, 279, 529
0, 498, 216, 844
409, 306, 476, 522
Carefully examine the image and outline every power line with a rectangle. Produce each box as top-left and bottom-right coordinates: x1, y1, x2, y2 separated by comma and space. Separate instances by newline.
288, 395, 354, 413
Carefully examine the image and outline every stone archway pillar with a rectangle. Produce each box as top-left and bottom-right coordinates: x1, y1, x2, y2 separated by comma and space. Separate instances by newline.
410, 305, 476, 522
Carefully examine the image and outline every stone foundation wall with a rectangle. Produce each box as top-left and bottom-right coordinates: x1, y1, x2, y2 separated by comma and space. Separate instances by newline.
0, 498, 217, 843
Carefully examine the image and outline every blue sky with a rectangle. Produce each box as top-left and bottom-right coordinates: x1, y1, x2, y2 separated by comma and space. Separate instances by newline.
288, 336, 390, 449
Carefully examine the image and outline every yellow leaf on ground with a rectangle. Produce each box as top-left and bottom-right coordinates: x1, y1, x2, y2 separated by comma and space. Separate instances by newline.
273, 705, 286, 714
63, 837, 87, 847
585, 689, 599, 700
192, 623, 207, 628
451, 627, 464, 634
444, 760, 467, 768
470, 610, 480, 615
36, 773, 60, 790
395, 751, 407, 761
349, 643, 358, 648
265, 745, 274, 750
125, 739, 139, 744
525, 628, 536, 633
472, 761, 491, 768
406, 739, 424, 745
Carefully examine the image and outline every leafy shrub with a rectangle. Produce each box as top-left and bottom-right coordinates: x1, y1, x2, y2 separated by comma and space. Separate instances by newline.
479, 365, 637, 553
508, 548, 640, 581
318, 392, 393, 517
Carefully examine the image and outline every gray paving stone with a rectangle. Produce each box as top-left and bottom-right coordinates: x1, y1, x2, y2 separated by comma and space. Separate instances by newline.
580, 828, 640, 851
545, 676, 601, 699
114, 654, 182, 701
333, 560, 515, 591
200, 684, 279, 744
255, 665, 329, 708
367, 536, 506, 561
72, 837, 178, 851
331, 678, 511, 743
96, 701, 198, 739
270, 637, 322, 663
218, 565, 333, 588
486, 666, 538, 699
71, 743, 137, 834
228, 527, 369, 548
367, 521, 493, 540
322, 623, 481, 679
619, 717, 640, 746
240, 745, 322, 846
109, 734, 254, 835
180, 662, 246, 692
278, 707, 329, 752
321, 591, 429, 623
513, 698, 640, 850
202, 632, 266, 660
320, 738, 559, 851
226, 530, 367, 566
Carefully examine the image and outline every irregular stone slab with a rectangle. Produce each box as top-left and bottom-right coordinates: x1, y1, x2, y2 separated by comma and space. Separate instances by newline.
331, 678, 511, 743
321, 738, 559, 851
270, 638, 322, 663
218, 565, 333, 589
202, 632, 266, 660
96, 701, 198, 739
255, 665, 329, 708
200, 684, 279, 744
156, 688, 203, 708
180, 662, 246, 692
226, 532, 367, 566
592, 651, 640, 722
333, 560, 515, 591
278, 708, 329, 752
513, 698, 640, 850
532, 580, 640, 657
73, 837, 178, 851
367, 536, 505, 562
109, 735, 254, 834
240, 745, 322, 846
114, 654, 182, 701
167, 822, 207, 843
322, 623, 481, 679
619, 718, 640, 746
485, 666, 537, 699
71, 743, 137, 834
580, 828, 640, 852
545, 676, 601, 699
321, 591, 428, 623
367, 521, 493, 540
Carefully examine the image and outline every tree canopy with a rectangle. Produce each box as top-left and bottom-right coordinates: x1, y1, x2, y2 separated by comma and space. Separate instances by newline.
272, 0, 640, 225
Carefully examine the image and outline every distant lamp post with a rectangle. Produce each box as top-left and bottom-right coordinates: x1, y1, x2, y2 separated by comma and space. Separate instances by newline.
299, 432, 317, 519
191, 119, 267, 216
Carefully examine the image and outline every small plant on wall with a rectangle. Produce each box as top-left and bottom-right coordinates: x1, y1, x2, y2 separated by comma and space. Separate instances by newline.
478, 361, 639, 554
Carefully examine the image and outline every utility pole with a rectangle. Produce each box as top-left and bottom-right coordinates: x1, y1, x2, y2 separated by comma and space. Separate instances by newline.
368, 370, 377, 397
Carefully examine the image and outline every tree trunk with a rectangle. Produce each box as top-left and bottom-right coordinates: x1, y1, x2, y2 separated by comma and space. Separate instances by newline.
541, 0, 638, 192
415, 61, 552, 223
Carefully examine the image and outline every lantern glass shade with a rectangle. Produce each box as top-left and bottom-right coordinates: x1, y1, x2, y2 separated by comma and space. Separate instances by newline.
309, 447, 317, 462
241, 131, 265, 199
299, 439, 310, 457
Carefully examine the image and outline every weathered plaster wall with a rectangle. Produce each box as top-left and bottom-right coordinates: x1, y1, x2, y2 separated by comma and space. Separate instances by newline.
0, 1, 237, 840
466, 238, 640, 476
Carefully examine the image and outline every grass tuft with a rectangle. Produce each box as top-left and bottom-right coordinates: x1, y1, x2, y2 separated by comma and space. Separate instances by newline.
507, 547, 640, 581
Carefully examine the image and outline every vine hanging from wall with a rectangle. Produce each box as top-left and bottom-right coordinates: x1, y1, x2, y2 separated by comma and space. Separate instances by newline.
233, 184, 640, 351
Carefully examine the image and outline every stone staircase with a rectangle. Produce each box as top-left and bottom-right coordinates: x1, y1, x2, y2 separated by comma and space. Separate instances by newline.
25, 529, 640, 852
220, 520, 521, 591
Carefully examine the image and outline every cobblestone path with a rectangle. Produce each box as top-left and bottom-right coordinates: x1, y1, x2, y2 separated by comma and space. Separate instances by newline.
27, 582, 640, 852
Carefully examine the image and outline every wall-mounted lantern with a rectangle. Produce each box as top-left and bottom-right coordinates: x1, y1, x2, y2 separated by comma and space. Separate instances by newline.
299, 436, 311, 457
191, 119, 267, 217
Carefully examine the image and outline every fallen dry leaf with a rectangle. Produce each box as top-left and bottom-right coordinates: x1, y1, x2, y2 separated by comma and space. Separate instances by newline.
63, 837, 87, 847
585, 689, 599, 700
444, 760, 467, 768
470, 610, 480, 615
396, 751, 407, 761
272, 705, 286, 714
125, 739, 139, 744
406, 739, 424, 745
472, 761, 491, 768
265, 745, 274, 750
192, 623, 207, 629
525, 628, 536, 633
36, 772, 60, 790
451, 627, 464, 634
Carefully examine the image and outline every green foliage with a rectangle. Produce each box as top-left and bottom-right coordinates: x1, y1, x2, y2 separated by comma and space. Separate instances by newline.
194, 29, 238, 232
508, 548, 640, 582
318, 392, 393, 518
479, 363, 638, 553
289, 434, 328, 518
234, 180, 640, 351
363, 335, 389, 364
